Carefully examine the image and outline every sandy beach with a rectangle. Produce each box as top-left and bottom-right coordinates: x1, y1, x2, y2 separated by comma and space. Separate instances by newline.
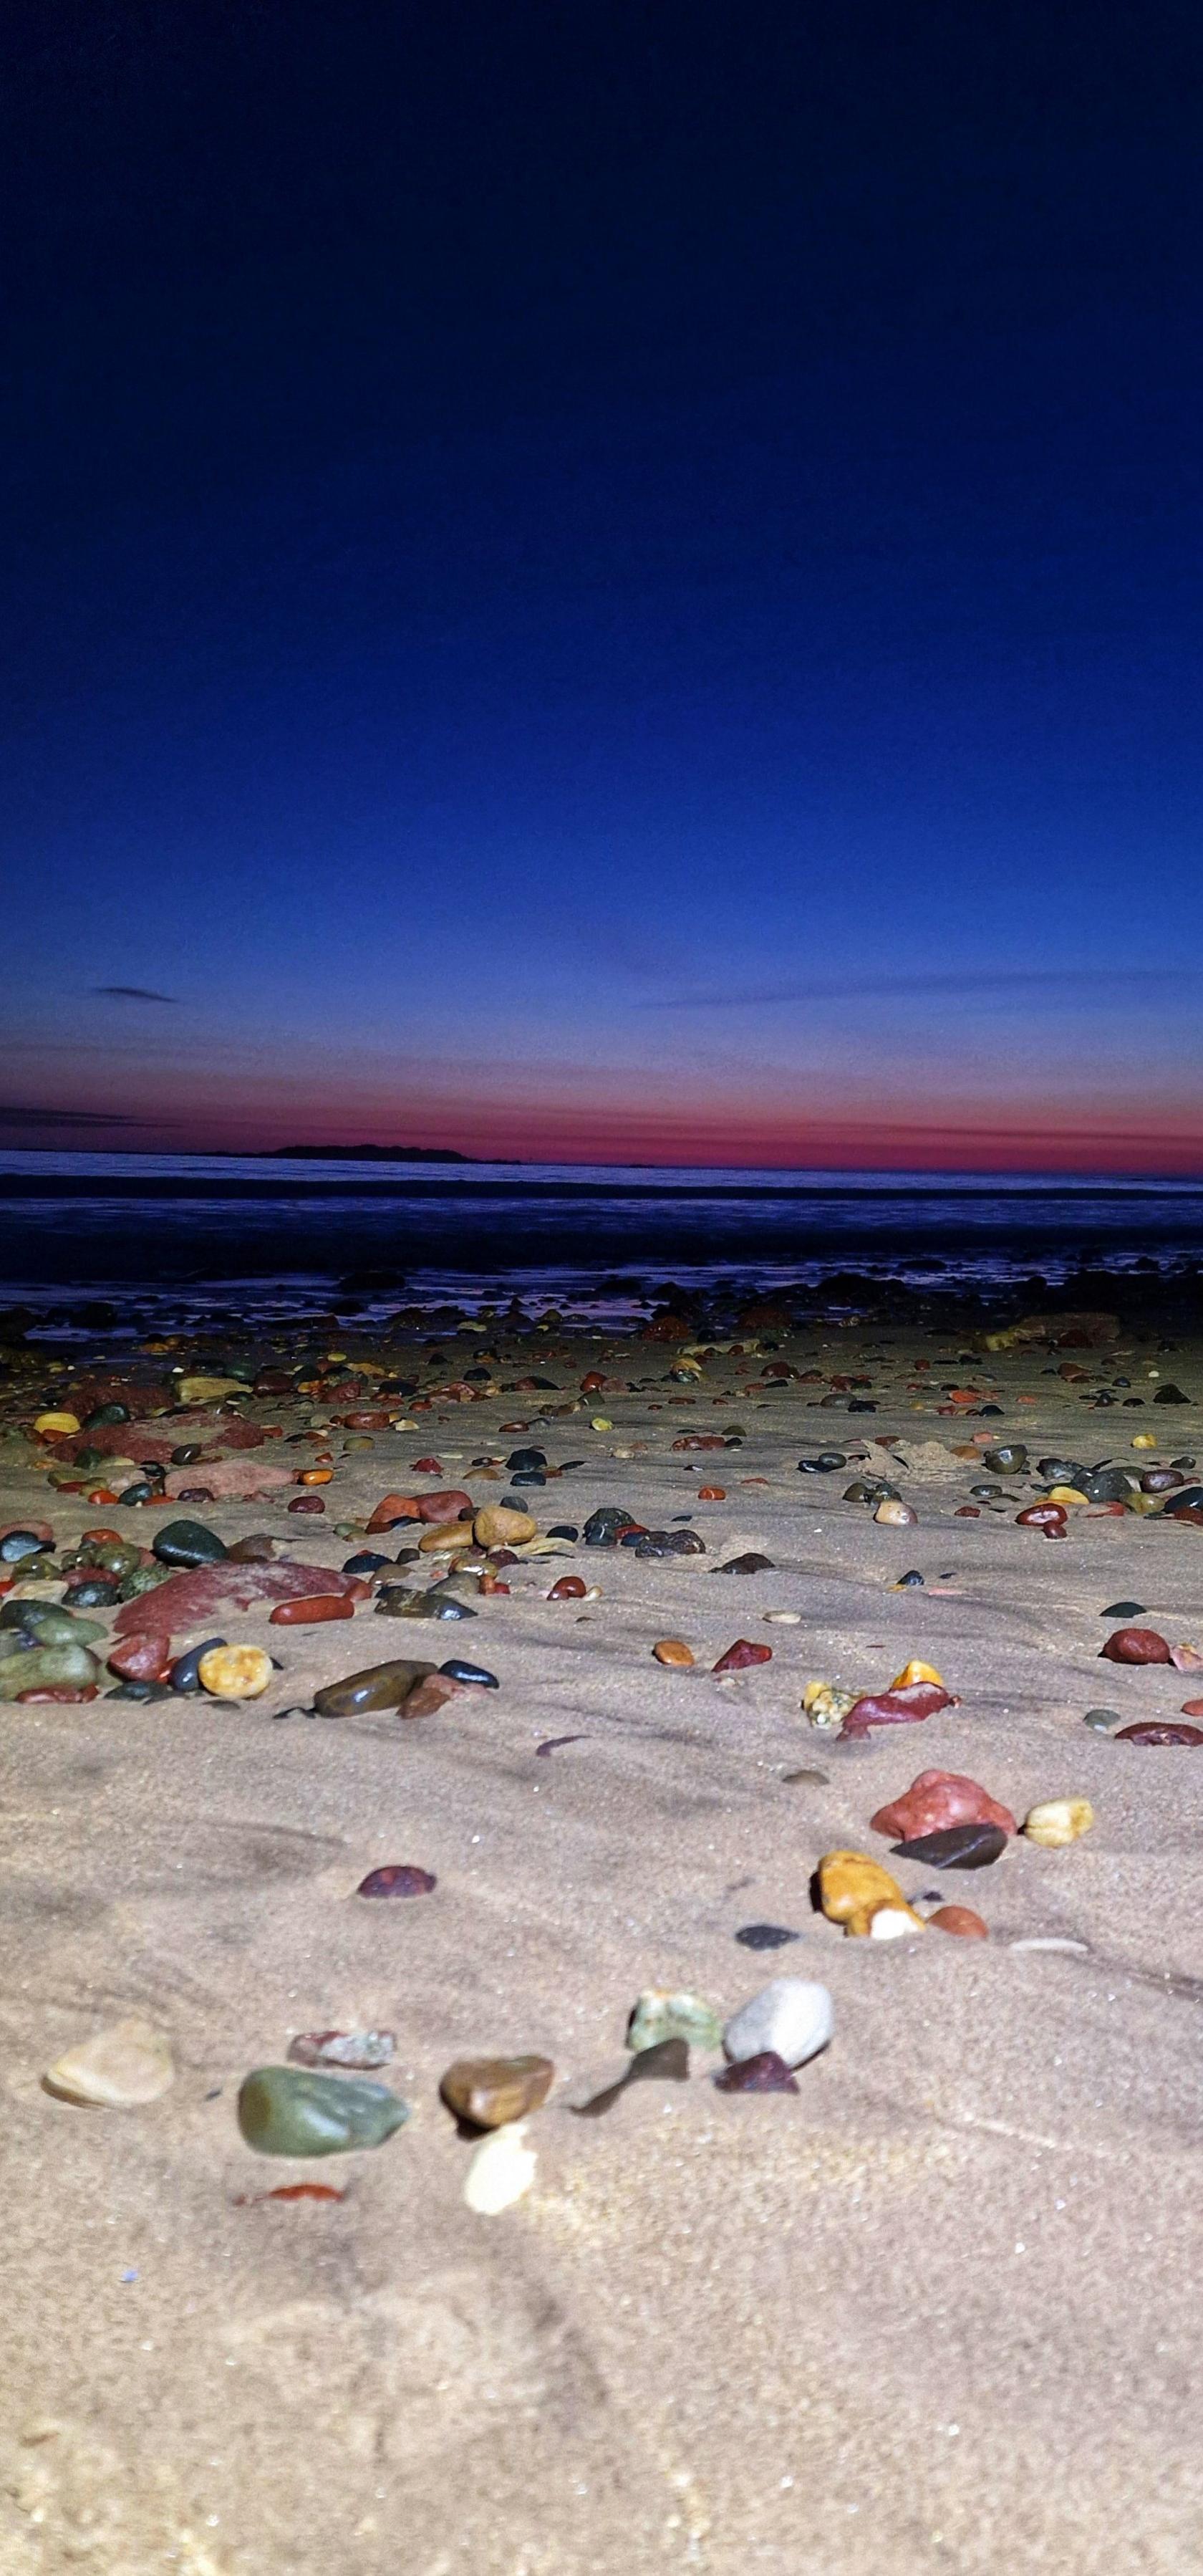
1, 1302, 1202, 2573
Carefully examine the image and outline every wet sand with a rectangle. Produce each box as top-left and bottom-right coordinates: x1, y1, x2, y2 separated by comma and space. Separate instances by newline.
1, 1309, 1202, 2572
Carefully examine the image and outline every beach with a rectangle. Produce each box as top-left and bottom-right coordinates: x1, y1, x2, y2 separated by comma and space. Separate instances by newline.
1, 1299, 1202, 2572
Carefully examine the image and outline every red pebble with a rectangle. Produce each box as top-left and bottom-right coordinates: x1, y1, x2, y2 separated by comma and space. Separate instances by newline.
235, 2183, 347, 2206
547, 1576, 587, 1600
1182, 1698, 1203, 1717
16, 1686, 98, 1702
870, 1769, 1016, 1841
355, 1864, 437, 1898
712, 1639, 773, 1672
414, 1490, 474, 1522
1114, 1721, 1203, 1746
411, 1456, 443, 1473
930, 1905, 989, 1938
269, 1595, 355, 1625
841, 1681, 955, 1734
1016, 1503, 1068, 1528
697, 1484, 726, 1501
955, 1505, 981, 1517
713, 2052, 798, 2092
107, 1632, 173, 1681
366, 1494, 420, 1532
1100, 1626, 1172, 1664
289, 1494, 326, 1513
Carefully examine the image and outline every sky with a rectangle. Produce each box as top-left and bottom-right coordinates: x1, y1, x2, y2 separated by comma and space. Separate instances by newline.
4, 0, 1202, 1171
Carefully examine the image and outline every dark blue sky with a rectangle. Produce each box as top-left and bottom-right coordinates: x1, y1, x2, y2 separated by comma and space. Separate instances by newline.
5, 0, 1202, 1165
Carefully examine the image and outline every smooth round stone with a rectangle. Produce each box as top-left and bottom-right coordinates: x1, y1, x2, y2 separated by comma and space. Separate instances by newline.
713, 2051, 798, 2093
238, 2065, 410, 2156
798, 1453, 847, 1474
439, 1657, 498, 1686
1038, 1456, 1088, 1486
1022, 1798, 1095, 1847
440, 2054, 554, 2128
982, 1445, 1028, 1474
313, 1658, 436, 1716
288, 2029, 396, 2070
1083, 1707, 1123, 1732
153, 1519, 227, 1569
718, 1550, 774, 1574
890, 1821, 1008, 1870
356, 1863, 436, 1897
0, 1530, 49, 1565
735, 1923, 801, 1951
1082, 1469, 1138, 1503
375, 1588, 475, 1620
1114, 1721, 1203, 1746
0, 1642, 101, 1698
0, 1603, 102, 1648
46, 2017, 174, 2108
722, 1977, 834, 2069
1100, 1626, 1171, 1665
198, 1645, 273, 1699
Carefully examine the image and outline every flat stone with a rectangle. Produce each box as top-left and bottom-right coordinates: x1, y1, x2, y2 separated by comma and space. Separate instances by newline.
46, 2018, 174, 2108
627, 1990, 722, 2054
238, 2065, 410, 2155
313, 1658, 436, 1716
713, 2051, 798, 2093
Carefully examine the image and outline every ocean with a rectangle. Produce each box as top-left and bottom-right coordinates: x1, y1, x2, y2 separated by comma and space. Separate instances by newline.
2, 1153, 1202, 1337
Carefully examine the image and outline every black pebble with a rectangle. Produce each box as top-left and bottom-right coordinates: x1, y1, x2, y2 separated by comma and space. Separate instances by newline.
1103, 1599, 1146, 1618
440, 1658, 499, 1688
735, 1923, 801, 1951
891, 1822, 1008, 1870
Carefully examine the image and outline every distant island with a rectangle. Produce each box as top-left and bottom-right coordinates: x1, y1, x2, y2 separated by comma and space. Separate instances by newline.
266, 1144, 475, 1162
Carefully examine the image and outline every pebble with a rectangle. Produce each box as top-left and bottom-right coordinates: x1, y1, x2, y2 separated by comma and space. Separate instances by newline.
722, 1977, 834, 2067
198, 1644, 274, 1699
719, 1551, 775, 1574
153, 1519, 227, 1568
1100, 1626, 1171, 1664
653, 1638, 695, 1666
1114, 1721, 1203, 1746
1022, 1798, 1096, 1847
463, 2121, 536, 2214
473, 1505, 538, 1547
238, 2066, 410, 2156
735, 1923, 801, 1950
874, 1498, 917, 1525
712, 1638, 772, 1671
929, 1904, 989, 1938
0, 1643, 102, 1698
871, 1771, 1015, 1840
1083, 1707, 1123, 1733
288, 2030, 397, 2070
818, 1850, 922, 1936
440, 2054, 554, 2128
713, 2052, 798, 2092
890, 1820, 1008, 1869
627, 1990, 723, 2054
269, 1594, 355, 1624
45, 2018, 174, 2108
313, 1658, 436, 1716
355, 1863, 437, 1898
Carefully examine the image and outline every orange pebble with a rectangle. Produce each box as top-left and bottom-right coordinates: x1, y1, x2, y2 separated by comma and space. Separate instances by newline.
298, 1467, 334, 1486
930, 1905, 988, 1939
653, 1638, 695, 1666
269, 1595, 355, 1625
697, 1485, 726, 1501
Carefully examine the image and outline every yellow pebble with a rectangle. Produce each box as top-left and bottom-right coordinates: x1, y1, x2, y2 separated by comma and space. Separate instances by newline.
1131, 1433, 1158, 1449
889, 1658, 945, 1691
818, 1848, 923, 1936
874, 1497, 917, 1526
473, 1506, 538, 1548
652, 1638, 695, 1666
590, 1415, 613, 1431
1022, 1797, 1095, 1848
34, 1411, 79, 1436
177, 1374, 245, 1403
1047, 1485, 1088, 1506
197, 1645, 273, 1701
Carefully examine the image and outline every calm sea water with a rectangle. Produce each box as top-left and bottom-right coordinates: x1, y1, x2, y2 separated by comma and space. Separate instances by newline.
2, 1153, 1202, 1335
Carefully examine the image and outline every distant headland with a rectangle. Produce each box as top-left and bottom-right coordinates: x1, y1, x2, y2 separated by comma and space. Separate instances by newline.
264, 1144, 475, 1162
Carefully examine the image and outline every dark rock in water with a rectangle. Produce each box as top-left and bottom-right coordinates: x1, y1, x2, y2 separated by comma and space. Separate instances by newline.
571, 2037, 690, 2118
153, 1519, 227, 1569
890, 1822, 1008, 1870
735, 1923, 801, 1951
1103, 1600, 1146, 1619
1115, 1721, 1203, 1746
713, 2052, 798, 2094
355, 1863, 436, 1898
440, 1658, 498, 1687
718, 1552, 774, 1575
314, 1658, 435, 1716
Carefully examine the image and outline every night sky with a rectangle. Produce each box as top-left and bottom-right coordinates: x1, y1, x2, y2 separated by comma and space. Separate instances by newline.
5, 0, 1202, 1168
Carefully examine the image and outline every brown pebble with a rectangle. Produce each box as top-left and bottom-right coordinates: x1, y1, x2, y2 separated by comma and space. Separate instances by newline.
440, 2054, 554, 2129
713, 2051, 798, 2093
653, 1638, 695, 1666
929, 1905, 989, 1938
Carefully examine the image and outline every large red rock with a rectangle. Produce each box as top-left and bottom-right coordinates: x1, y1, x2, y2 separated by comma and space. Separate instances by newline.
871, 1770, 1016, 1841
841, 1681, 955, 1735
1100, 1626, 1172, 1664
114, 1559, 358, 1634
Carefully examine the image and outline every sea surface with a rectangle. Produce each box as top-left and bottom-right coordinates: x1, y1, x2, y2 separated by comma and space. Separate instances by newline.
2, 1153, 1202, 1338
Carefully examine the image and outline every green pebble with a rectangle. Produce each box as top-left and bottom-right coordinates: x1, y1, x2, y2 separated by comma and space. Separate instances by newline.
237, 2065, 410, 2156
0, 1605, 103, 1648
1083, 1708, 1124, 1733
626, 1990, 723, 2056
153, 1519, 227, 1569
312, 1658, 437, 1716
0, 1643, 102, 1699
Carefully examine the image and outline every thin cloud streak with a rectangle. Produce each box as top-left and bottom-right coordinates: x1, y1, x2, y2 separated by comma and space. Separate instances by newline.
641, 969, 1171, 1010
0, 1105, 155, 1129
90, 985, 180, 1003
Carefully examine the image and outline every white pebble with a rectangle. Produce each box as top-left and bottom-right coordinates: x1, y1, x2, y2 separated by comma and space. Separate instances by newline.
723, 1978, 834, 2069
463, 2120, 536, 2215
